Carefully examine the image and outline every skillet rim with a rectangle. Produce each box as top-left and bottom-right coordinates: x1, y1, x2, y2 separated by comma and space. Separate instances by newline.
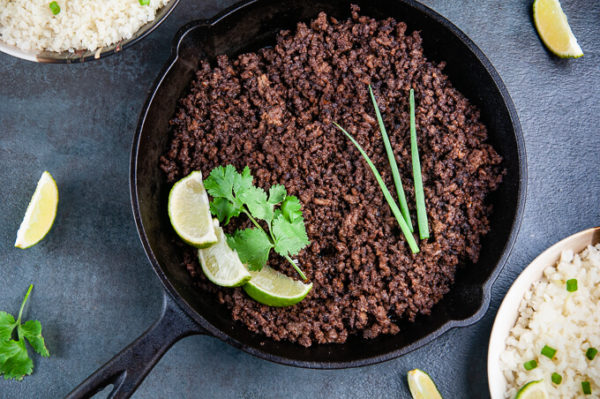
130, 0, 527, 369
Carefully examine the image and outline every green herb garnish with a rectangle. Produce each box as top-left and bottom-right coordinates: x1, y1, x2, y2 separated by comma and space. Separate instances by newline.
582, 381, 592, 395
368, 85, 413, 232
139, 0, 150, 5
48, 1, 60, 15
541, 345, 557, 359
523, 359, 537, 370
204, 165, 310, 280
333, 123, 419, 254
551, 372, 562, 385
566, 278, 578, 292
586, 347, 598, 361
0, 284, 49, 381
409, 89, 429, 240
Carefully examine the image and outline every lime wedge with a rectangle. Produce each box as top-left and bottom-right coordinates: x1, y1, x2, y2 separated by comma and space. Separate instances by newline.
168, 171, 217, 248
533, 0, 583, 58
515, 380, 547, 399
243, 266, 312, 307
198, 220, 251, 287
407, 369, 443, 399
15, 171, 59, 249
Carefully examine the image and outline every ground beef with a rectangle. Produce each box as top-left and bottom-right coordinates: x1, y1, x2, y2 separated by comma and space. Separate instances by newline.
160, 6, 504, 347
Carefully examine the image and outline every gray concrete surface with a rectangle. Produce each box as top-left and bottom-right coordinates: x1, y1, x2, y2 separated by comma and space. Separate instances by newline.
0, 0, 599, 397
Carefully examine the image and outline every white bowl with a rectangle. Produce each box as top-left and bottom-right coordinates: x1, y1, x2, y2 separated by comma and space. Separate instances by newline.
487, 227, 600, 398
0, 0, 179, 63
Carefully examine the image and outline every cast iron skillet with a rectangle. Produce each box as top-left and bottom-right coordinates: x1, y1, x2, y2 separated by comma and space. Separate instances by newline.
67, 0, 526, 397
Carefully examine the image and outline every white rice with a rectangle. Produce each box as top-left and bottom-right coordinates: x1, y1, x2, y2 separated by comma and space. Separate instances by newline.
0, 0, 169, 52
500, 243, 600, 398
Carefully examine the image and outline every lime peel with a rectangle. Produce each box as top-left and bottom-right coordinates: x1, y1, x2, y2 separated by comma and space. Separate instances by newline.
243, 265, 312, 307
15, 171, 59, 249
198, 220, 251, 287
515, 380, 548, 399
168, 171, 218, 248
533, 0, 583, 58
407, 369, 443, 399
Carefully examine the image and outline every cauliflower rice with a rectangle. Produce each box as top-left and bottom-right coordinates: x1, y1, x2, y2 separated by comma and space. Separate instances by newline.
0, 0, 169, 52
500, 244, 600, 398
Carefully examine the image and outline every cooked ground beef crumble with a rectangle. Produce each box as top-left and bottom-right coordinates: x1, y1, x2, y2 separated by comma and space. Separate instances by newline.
159, 6, 504, 347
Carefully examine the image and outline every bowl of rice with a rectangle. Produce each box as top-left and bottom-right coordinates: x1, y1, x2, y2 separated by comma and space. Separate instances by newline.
0, 0, 179, 63
488, 227, 600, 398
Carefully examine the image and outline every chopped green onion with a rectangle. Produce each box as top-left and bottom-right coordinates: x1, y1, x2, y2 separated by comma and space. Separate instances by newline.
48, 1, 60, 15
368, 85, 413, 232
541, 345, 557, 359
551, 372, 562, 385
139, 0, 150, 5
333, 122, 419, 253
582, 381, 592, 395
566, 278, 578, 292
586, 347, 598, 360
523, 359, 537, 370
409, 89, 429, 240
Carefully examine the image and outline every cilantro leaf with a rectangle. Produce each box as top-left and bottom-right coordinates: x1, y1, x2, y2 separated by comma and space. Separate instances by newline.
232, 166, 253, 196
226, 228, 273, 271
204, 165, 239, 202
19, 321, 49, 358
0, 340, 21, 364
268, 185, 287, 204
272, 214, 310, 257
281, 195, 302, 222
0, 285, 49, 381
210, 197, 242, 225
238, 186, 274, 223
0, 340, 32, 381
205, 165, 250, 224
0, 312, 16, 341
203, 165, 310, 279
206, 165, 278, 223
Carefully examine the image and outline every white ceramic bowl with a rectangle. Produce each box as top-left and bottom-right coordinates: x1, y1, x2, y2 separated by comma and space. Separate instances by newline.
487, 227, 600, 398
0, 0, 179, 63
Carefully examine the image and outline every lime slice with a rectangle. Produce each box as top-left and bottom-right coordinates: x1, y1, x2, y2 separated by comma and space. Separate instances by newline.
533, 0, 583, 58
407, 369, 443, 399
198, 220, 251, 287
243, 266, 312, 307
15, 171, 59, 249
515, 380, 547, 399
168, 171, 217, 248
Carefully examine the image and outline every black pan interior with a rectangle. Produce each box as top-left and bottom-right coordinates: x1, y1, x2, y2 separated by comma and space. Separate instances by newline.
132, 0, 525, 367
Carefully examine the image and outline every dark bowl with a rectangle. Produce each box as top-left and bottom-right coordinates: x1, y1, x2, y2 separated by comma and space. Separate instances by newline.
0, 0, 179, 63
133, 0, 526, 368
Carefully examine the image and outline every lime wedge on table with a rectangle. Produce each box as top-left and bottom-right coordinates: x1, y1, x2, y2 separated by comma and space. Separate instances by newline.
198, 220, 251, 287
168, 171, 217, 248
407, 369, 443, 399
533, 0, 583, 58
515, 380, 547, 399
243, 266, 312, 307
15, 171, 58, 249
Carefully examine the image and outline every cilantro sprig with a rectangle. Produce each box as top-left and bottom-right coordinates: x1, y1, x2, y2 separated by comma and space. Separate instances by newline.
0, 284, 49, 381
204, 165, 310, 280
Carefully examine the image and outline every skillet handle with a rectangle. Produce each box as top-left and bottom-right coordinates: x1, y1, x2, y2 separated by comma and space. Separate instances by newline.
65, 292, 206, 399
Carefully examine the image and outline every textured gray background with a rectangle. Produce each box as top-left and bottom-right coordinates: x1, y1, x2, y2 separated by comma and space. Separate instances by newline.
0, 0, 598, 398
